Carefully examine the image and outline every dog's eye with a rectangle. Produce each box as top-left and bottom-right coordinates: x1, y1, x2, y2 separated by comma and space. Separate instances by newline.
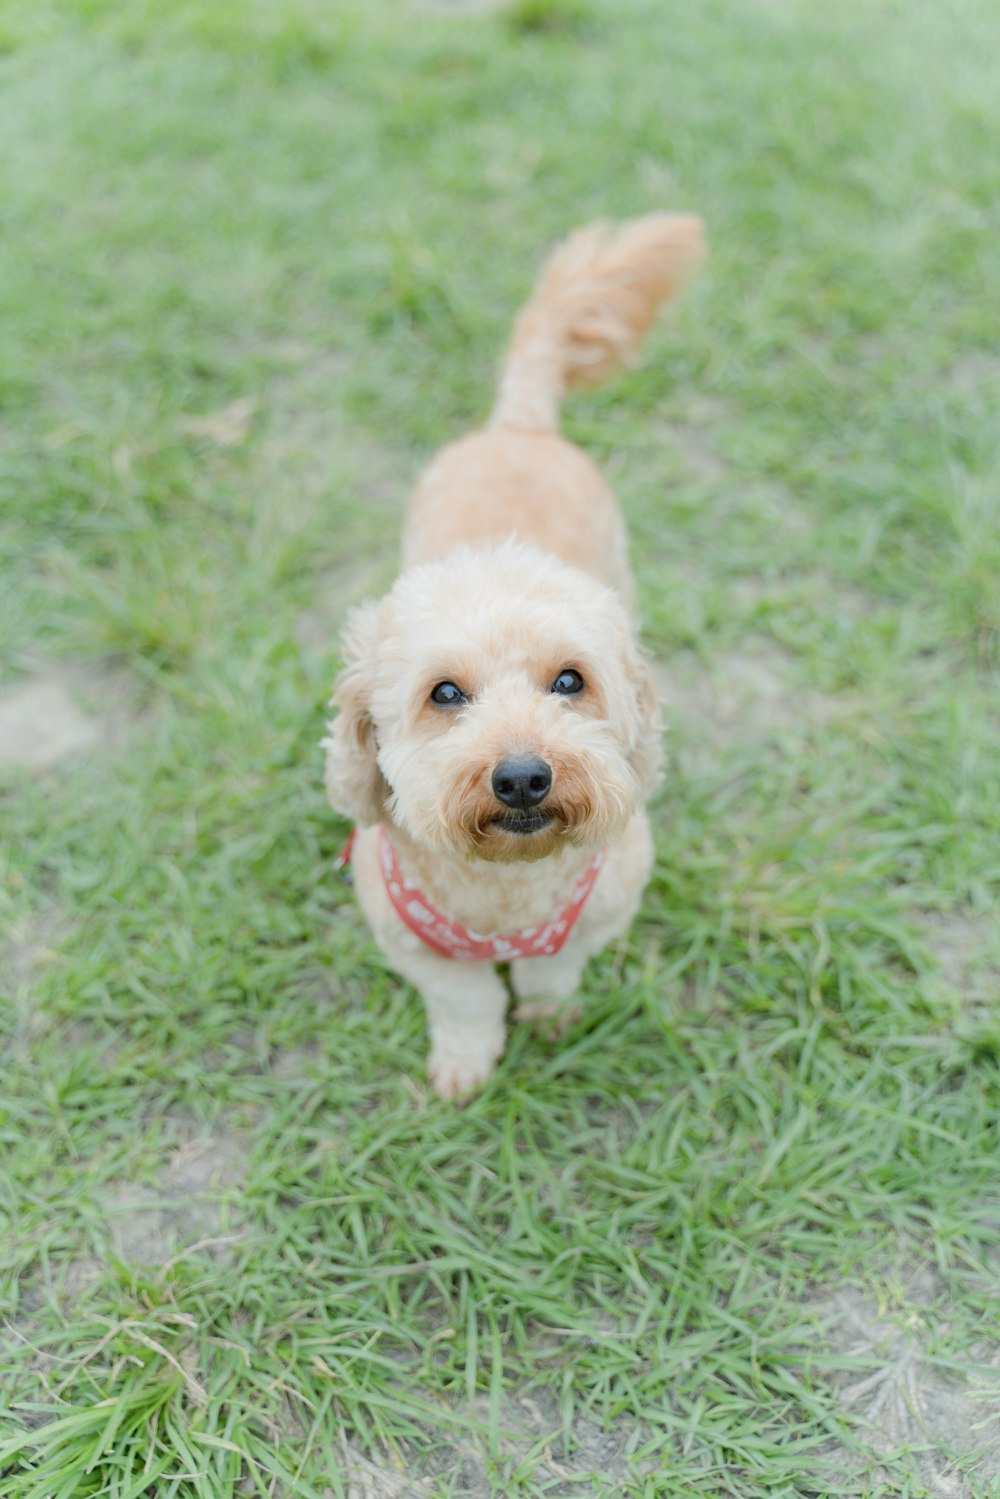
430, 681, 467, 706
551, 669, 584, 696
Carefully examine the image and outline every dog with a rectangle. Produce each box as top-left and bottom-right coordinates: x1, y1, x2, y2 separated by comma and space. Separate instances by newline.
324, 213, 705, 1098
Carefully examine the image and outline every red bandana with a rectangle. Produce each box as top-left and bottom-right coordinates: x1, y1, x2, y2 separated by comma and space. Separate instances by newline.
337, 826, 605, 962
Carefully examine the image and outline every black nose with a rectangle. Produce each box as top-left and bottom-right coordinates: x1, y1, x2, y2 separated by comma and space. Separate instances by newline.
491, 756, 552, 810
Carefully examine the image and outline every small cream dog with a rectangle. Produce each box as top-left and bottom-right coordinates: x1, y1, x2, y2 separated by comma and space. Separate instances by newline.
324, 214, 704, 1098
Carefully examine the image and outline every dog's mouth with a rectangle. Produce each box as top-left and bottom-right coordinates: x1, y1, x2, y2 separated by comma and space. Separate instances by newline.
490, 809, 554, 837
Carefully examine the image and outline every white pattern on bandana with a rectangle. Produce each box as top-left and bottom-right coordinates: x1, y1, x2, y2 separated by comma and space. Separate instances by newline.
375, 827, 605, 962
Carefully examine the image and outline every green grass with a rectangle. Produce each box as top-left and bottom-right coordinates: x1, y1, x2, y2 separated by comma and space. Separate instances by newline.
2, 0, 1000, 1494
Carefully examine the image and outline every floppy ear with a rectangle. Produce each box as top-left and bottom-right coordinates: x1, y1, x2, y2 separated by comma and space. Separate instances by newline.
323, 601, 391, 825
626, 646, 664, 795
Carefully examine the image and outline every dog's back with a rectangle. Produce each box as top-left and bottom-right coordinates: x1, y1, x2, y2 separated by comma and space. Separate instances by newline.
401, 214, 704, 596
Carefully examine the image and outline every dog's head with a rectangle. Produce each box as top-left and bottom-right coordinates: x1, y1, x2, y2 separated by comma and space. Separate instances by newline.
323, 541, 661, 862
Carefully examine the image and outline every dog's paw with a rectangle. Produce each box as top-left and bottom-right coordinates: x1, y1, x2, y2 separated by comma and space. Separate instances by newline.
428, 1029, 505, 1100
512, 998, 583, 1039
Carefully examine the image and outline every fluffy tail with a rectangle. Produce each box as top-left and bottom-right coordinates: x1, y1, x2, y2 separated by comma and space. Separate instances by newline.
490, 213, 705, 431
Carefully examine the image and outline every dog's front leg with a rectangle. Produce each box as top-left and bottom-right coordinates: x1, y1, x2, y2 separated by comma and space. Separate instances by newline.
510, 948, 587, 1036
350, 830, 508, 1098
395, 947, 508, 1099
423, 963, 508, 1100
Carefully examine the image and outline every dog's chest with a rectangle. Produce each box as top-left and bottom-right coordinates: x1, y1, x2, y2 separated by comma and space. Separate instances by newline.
393, 841, 592, 939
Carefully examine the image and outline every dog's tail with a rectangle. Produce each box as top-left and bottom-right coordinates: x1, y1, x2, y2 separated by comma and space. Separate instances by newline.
489, 213, 705, 432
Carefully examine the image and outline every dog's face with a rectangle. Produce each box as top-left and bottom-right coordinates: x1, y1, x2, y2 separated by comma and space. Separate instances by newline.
324, 543, 661, 862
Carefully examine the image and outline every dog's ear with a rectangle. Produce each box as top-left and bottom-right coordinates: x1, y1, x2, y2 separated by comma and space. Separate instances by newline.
323, 601, 390, 825
626, 647, 664, 795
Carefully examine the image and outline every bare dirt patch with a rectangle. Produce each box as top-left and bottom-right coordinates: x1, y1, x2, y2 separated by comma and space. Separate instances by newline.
296, 554, 395, 656
5, 910, 73, 1063
5, 909, 68, 993
656, 423, 726, 482
0, 674, 99, 769
728, 570, 877, 621
925, 911, 998, 1002
247, 344, 407, 642
652, 639, 847, 751
104, 1128, 250, 1267
335, 1389, 651, 1499
651, 395, 730, 484
0, 665, 135, 771
178, 395, 258, 448
409, 0, 505, 12
947, 353, 1000, 395
256, 346, 411, 508
336, 1444, 426, 1499
812, 1274, 1000, 1498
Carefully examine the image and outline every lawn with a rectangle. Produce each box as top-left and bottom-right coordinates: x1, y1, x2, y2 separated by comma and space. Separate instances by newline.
2, 0, 999, 1494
